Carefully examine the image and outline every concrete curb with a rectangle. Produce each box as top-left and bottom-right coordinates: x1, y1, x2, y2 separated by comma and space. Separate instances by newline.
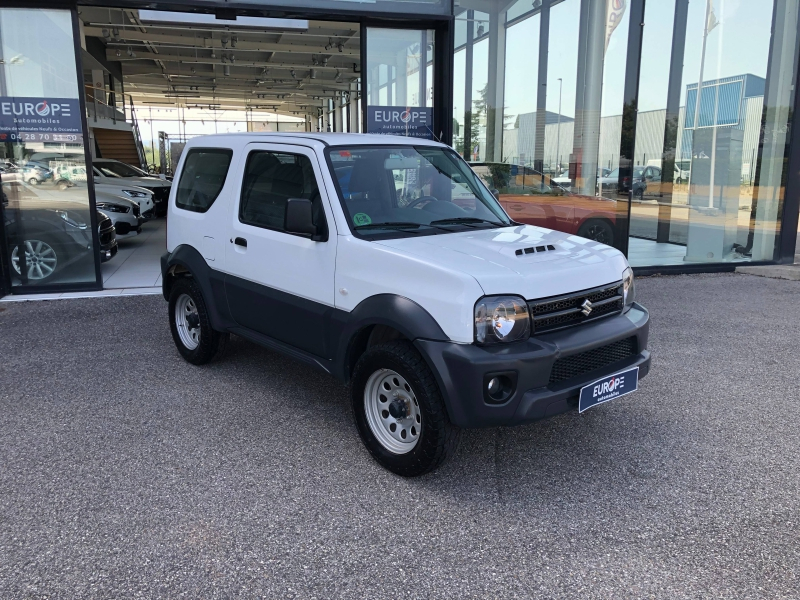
735, 265, 800, 281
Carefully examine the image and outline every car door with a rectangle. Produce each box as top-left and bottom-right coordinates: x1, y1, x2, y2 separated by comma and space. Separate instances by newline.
224, 143, 337, 358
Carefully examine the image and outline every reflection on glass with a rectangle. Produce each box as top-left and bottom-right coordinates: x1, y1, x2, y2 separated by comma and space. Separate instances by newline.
544, 0, 579, 183
470, 163, 618, 246
627, 0, 798, 266
502, 13, 539, 165
452, 0, 635, 251
0, 8, 98, 288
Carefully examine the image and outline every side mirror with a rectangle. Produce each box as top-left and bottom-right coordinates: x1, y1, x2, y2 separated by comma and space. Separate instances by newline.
490, 188, 500, 199
284, 198, 320, 240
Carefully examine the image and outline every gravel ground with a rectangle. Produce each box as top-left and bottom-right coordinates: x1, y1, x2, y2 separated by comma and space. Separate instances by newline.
0, 273, 799, 599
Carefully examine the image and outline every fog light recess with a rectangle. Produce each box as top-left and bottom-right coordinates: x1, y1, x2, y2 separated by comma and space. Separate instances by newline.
483, 371, 517, 404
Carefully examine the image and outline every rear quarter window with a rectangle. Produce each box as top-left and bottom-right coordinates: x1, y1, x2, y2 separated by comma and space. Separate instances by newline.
175, 148, 233, 213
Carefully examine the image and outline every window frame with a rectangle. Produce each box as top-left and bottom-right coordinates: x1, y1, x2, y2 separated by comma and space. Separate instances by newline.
237, 148, 327, 239
174, 147, 234, 214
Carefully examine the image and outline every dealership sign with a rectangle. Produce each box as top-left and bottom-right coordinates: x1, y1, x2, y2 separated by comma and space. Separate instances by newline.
367, 106, 434, 140
0, 97, 83, 143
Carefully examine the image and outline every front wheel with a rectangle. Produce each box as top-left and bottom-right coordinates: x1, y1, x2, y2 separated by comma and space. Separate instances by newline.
168, 277, 228, 365
11, 239, 59, 281
351, 340, 461, 476
577, 218, 615, 246
28, 177, 39, 186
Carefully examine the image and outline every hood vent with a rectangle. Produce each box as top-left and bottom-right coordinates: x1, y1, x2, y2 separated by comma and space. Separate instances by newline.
515, 244, 556, 256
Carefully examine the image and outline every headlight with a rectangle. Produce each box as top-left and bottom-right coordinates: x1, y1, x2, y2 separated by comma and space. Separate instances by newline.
52, 209, 88, 229
96, 202, 129, 213
475, 295, 530, 344
622, 266, 635, 311
122, 190, 148, 198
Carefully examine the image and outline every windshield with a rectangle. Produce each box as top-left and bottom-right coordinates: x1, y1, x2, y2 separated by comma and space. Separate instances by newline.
95, 161, 146, 178
327, 145, 511, 237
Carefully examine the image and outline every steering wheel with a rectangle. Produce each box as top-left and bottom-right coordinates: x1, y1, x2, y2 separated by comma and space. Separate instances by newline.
406, 195, 439, 209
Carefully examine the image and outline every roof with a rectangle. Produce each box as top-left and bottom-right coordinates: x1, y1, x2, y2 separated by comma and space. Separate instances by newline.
187, 132, 446, 147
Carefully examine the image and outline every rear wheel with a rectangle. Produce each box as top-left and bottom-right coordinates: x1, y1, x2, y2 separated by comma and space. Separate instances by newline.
168, 277, 228, 365
351, 340, 461, 476
28, 177, 39, 186
577, 219, 615, 246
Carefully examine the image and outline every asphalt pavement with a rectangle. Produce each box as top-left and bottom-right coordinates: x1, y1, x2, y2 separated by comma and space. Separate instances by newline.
0, 273, 798, 598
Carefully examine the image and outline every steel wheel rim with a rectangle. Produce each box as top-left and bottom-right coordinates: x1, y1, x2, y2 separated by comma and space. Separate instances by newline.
364, 369, 421, 454
175, 293, 201, 350
11, 240, 58, 280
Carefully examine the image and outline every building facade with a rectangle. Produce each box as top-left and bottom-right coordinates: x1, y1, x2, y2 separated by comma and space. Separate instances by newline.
0, 0, 798, 296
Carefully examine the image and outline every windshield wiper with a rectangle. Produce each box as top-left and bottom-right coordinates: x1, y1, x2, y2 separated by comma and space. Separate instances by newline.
354, 221, 424, 231
429, 217, 506, 227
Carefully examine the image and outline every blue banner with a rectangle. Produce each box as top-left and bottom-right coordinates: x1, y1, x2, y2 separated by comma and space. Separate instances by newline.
0, 97, 83, 143
366, 105, 434, 140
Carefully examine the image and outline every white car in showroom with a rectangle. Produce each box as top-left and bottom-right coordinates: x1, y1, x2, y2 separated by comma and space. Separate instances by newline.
92, 158, 171, 217
94, 181, 155, 219
95, 194, 142, 236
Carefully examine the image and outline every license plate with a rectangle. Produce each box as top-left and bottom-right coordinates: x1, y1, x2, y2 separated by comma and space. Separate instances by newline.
579, 366, 639, 413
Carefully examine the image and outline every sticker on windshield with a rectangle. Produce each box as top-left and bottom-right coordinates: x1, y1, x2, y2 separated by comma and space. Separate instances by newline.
353, 212, 372, 226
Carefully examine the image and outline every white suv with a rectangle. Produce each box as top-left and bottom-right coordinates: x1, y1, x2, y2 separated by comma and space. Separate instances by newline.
162, 133, 651, 476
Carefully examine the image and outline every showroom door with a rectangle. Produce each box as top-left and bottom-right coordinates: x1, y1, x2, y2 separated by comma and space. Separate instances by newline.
363, 26, 437, 141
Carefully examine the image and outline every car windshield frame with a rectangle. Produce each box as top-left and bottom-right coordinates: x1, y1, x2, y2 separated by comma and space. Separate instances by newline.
94, 161, 147, 178
324, 144, 513, 241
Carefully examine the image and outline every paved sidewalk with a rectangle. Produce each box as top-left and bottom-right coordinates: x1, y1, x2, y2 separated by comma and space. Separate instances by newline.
0, 273, 799, 598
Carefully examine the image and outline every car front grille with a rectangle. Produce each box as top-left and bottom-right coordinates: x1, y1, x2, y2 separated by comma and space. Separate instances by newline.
528, 282, 623, 334
549, 337, 638, 385
98, 216, 115, 244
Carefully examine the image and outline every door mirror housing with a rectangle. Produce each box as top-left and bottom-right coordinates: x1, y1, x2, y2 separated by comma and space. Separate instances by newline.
285, 198, 322, 240
490, 188, 500, 199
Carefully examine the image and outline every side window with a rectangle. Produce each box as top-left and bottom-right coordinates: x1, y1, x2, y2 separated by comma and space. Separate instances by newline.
175, 148, 233, 213
239, 151, 323, 233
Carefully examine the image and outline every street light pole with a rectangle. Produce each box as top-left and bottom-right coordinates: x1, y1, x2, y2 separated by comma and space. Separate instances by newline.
556, 78, 562, 175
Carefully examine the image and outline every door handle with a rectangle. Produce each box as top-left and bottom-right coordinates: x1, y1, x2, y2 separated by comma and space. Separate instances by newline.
232, 237, 247, 248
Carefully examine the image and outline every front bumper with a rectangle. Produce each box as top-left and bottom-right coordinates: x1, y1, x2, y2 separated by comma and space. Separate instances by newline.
415, 303, 650, 428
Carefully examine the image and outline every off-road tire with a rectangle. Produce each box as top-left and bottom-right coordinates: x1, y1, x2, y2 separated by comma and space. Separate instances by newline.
168, 277, 228, 365
351, 340, 461, 476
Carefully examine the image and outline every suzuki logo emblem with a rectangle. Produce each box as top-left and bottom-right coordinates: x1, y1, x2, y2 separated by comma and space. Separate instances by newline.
580, 299, 593, 316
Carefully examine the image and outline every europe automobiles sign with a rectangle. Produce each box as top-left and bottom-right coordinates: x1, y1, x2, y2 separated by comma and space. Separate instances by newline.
0, 97, 83, 143
366, 105, 434, 140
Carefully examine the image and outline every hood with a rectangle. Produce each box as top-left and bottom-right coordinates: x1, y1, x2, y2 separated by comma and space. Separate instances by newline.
94, 181, 153, 196
375, 224, 629, 300
96, 174, 170, 188
122, 176, 171, 188
94, 192, 137, 209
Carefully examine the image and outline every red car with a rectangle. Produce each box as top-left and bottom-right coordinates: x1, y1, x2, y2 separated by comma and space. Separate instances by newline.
469, 163, 620, 246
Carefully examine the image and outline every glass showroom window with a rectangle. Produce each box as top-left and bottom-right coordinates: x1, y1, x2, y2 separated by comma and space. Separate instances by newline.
453, 0, 635, 251
0, 8, 97, 290
628, 0, 800, 266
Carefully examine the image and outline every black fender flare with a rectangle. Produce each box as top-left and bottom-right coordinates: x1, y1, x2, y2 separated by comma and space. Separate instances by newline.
161, 244, 233, 330
333, 294, 449, 381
